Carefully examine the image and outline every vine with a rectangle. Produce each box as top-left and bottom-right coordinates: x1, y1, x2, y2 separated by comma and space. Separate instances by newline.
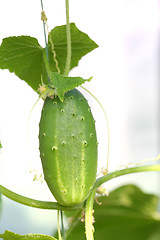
41, 0, 60, 74
63, 0, 71, 77
0, 164, 160, 208
40, 0, 49, 62
57, 211, 63, 240
0, 164, 160, 239
0, 1, 159, 239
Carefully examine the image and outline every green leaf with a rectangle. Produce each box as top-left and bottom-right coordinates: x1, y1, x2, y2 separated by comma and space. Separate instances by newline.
66, 185, 160, 240
48, 72, 91, 101
0, 36, 48, 91
48, 23, 99, 74
0, 231, 57, 240
0, 24, 98, 93
0, 141, 2, 149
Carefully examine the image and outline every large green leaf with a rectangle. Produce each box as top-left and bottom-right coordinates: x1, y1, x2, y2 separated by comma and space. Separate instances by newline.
0, 231, 57, 240
0, 36, 47, 91
0, 23, 98, 92
48, 23, 98, 74
66, 185, 160, 240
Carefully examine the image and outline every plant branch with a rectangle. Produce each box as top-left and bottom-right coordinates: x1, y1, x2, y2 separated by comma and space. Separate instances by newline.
43, 49, 52, 79
57, 210, 62, 240
0, 184, 83, 211
40, 0, 49, 61
95, 164, 160, 189
1, 164, 159, 239
84, 164, 160, 240
85, 192, 95, 240
66, 209, 84, 238
61, 211, 66, 240
63, 0, 71, 76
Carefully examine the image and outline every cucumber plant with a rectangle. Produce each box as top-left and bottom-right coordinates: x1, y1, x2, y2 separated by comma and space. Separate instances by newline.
0, 0, 160, 240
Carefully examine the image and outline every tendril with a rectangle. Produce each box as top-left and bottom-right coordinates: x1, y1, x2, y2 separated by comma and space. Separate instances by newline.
80, 86, 110, 173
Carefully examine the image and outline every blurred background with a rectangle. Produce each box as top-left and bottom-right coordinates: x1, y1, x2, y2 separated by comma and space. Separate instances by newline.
0, 0, 159, 236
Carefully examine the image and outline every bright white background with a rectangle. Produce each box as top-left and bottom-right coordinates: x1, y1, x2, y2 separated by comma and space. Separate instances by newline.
0, 0, 159, 235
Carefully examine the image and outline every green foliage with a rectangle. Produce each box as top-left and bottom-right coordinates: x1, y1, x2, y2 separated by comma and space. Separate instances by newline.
0, 2, 159, 239
0, 23, 98, 92
0, 36, 46, 91
0, 231, 57, 240
66, 185, 160, 240
48, 23, 98, 74
48, 72, 92, 101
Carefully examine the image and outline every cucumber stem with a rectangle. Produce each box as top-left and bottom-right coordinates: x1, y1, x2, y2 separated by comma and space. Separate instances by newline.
95, 164, 160, 189
84, 164, 160, 240
57, 210, 63, 240
0, 163, 160, 239
0, 184, 83, 211
66, 209, 83, 238
61, 211, 66, 240
63, 0, 71, 77
40, 0, 49, 62
42, 49, 52, 79
85, 192, 95, 240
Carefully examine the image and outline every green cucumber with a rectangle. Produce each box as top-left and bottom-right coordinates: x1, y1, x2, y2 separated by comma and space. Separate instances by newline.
39, 89, 97, 206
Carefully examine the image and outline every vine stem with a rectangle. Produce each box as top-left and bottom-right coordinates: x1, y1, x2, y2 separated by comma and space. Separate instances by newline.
85, 192, 95, 240
57, 211, 62, 240
84, 164, 160, 240
63, 0, 71, 77
42, 49, 52, 79
65, 209, 84, 238
0, 184, 83, 211
40, 0, 49, 61
0, 165, 160, 218
96, 164, 160, 188
61, 211, 66, 240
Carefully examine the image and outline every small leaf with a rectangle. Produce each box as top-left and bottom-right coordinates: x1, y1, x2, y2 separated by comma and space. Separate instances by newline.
0, 230, 57, 240
66, 185, 160, 240
48, 23, 98, 74
0, 141, 2, 149
0, 36, 48, 91
49, 72, 91, 101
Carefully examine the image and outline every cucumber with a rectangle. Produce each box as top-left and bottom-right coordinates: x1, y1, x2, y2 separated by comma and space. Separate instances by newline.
39, 89, 97, 206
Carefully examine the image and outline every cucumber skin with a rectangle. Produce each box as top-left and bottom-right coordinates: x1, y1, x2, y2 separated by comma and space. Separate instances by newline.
39, 89, 97, 206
